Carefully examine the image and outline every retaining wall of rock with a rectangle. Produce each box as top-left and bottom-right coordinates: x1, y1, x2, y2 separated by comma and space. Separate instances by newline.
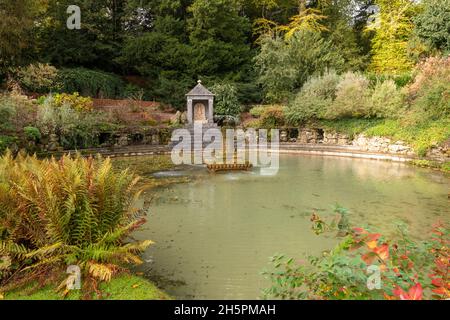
39, 127, 174, 153
279, 127, 449, 162
35, 125, 450, 162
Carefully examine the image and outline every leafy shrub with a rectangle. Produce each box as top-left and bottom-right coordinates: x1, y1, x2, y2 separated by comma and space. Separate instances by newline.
325, 72, 371, 119
408, 57, 448, 96
0, 136, 16, 153
392, 73, 414, 88
16, 63, 58, 93
53, 93, 93, 112
255, 31, 345, 103
57, 68, 125, 99
369, 80, 405, 118
263, 207, 449, 300
36, 98, 106, 149
259, 105, 286, 128
285, 70, 341, 125
23, 126, 41, 142
236, 81, 263, 105
0, 93, 36, 132
407, 56, 450, 120
211, 83, 241, 117
412, 81, 449, 120
367, 72, 413, 88
122, 84, 145, 100
244, 119, 261, 129
0, 96, 16, 131
249, 105, 266, 118
0, 152, 152, 292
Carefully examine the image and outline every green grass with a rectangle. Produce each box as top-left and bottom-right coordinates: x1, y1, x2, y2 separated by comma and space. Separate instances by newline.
3, 274, 171, 300
443, 162, 450, 172
112, 155, 175, 175
317, 118, 450, 157
410, 160, 450, 173
364, 118, 450, 156
316, 118, 384, 139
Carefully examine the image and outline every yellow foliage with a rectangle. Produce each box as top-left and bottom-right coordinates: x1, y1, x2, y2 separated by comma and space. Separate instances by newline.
53, 93, 93, 112
253, 18, 279, 42
253, 8, 328, 42
368, 0, 416, 74
87, 262, 117, 282
279, 9, 329, 40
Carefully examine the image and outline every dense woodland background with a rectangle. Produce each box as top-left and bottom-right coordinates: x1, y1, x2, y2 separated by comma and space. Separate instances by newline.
0, 0, 448, 156
1, 0, 448, 108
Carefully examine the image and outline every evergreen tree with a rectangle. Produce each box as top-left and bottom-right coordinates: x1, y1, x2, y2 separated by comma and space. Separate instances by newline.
0, 0, 43, 74
187, 0, 252, 78
413, 0, 450, 53
39, 0, 126, 71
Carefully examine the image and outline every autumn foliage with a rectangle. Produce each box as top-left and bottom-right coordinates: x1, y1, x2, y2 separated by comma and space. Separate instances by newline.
263, 208, 449, 300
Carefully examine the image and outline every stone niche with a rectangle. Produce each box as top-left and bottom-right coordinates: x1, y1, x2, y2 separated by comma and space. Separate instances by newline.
280, 129, 299, 143
186, 80, 215, 125
297, 128, 324, 144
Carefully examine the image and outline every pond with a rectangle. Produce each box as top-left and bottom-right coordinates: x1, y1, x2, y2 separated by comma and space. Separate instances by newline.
132, 154, 450, 300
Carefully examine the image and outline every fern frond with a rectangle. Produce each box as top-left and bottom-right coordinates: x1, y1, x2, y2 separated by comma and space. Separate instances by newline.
87, 262, 117, 282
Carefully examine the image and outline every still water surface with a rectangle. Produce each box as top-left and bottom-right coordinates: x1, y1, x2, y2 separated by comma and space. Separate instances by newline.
132, 155, 449, 299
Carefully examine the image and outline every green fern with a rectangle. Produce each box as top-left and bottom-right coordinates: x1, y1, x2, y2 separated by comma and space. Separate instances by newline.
0, 151, 152, 292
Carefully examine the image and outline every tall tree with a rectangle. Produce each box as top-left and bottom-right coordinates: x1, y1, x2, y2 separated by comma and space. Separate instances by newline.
413, 0, 450, 54
369, 0, 417, 74
255, 30, 345, 102
187, 0, 252, 78
0, 0, 44, 74
252, 0, 328, 42
39, 0, 127, 71
318, 0, 368, 70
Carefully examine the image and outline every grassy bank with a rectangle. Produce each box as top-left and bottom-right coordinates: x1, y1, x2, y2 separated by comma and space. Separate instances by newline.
3, 274, 171, 300
409, 160, 450, 173
317, 118, 450, 156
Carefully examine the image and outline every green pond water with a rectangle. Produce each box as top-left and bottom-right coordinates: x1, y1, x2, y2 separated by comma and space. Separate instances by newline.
132, 154, 449, 300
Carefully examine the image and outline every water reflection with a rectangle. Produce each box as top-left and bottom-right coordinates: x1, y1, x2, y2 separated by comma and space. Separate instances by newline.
133, 154, 449, 300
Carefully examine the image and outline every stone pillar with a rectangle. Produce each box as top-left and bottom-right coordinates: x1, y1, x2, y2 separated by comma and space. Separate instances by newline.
208, 98, 214, 124
187, 99, 193, 125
